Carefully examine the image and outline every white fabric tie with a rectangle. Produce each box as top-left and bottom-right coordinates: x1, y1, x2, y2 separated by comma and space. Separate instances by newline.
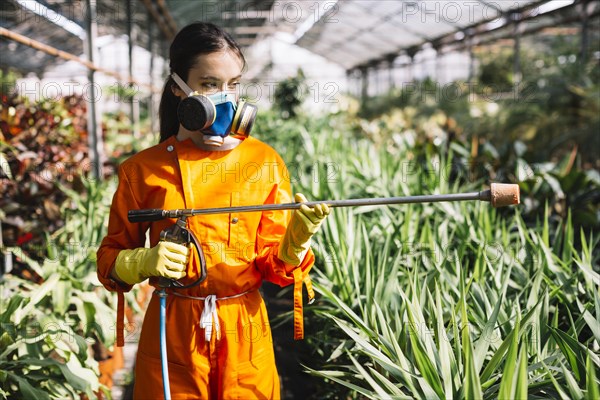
169, 289, 253, 342
200, 295, 220, 342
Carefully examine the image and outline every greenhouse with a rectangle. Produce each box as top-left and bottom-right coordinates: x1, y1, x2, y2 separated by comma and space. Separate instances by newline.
1, 0, 599, 398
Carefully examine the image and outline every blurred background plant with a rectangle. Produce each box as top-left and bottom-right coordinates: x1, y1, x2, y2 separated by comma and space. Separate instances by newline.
1, 93, 90, 263
1, 178, 115, 398
273, 68, 307, 119
0, 88, 150, 398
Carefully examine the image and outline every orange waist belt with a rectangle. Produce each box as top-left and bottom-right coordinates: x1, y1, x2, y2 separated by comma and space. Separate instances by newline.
293, 268, 315, 340
115, 272, 314, 347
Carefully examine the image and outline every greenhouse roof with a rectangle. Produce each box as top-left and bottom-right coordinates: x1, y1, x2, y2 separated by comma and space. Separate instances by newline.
0, 0, 280, 75
0, 0, 592, 76
294, 0, 580, 70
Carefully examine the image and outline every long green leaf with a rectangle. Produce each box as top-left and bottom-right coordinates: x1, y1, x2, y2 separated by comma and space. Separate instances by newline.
514, 341, 529, 400
435, 285, 456, 397
368, 366, 410, 397
13, 274, 60, 325
0, 295, 24, 323
11, 373, 51, 400
406, 325, 444, 399
403, 293, 444, 399
561, 363, 584, 400
548, 326, 585, 382
307, 368, 380, 398
581, 309, 600, 345
480, 298, 543, 384
585, 353, 600, 400
473, 263, 512, 374
348, 352, 392, 399
498, 316, 520, 399
461, 276, 482, 400
541, 360, 571, 400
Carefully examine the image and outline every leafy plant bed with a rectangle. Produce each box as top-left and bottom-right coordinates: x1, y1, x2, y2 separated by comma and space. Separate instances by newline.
0, 92, 147, 398
255, 110, 599, 398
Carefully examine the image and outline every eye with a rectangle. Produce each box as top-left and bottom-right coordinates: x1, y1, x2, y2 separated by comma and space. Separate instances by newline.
202, 82, 218, 89
228, 82, 241, 90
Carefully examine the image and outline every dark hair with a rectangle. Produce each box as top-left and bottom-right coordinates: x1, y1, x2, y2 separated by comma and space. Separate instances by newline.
158, 22, 246, 142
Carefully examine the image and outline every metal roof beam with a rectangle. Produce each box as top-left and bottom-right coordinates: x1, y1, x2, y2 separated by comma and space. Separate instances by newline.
348, 0, 588, 71
233, 26, 277, 35
139, 0, 176, 40
156, 0, 178, 34
0, 26, 161, 91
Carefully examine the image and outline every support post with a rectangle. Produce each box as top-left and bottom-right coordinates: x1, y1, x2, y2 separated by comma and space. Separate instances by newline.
387, 55, 396, 89
512, 12, 522, 87
360, 66, 369, 100
467, 29, 475, 83
148, 9, 156, 135
84, 0, 104, 180
432, 43, 442, 83
374, 64, 380, 95
127, 0, 140, 138
580, 0, 590, 73
406, 48, 418, 83
346, 69, 356, 98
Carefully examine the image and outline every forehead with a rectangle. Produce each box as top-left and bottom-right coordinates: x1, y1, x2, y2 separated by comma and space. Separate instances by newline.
188, 50, 243, 80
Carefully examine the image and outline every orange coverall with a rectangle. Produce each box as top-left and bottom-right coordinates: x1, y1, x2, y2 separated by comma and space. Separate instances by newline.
96, 135, 314, 399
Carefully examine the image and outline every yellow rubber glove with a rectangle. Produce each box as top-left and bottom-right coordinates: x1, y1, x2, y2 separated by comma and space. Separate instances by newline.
113, 241, 190, 285
278, 193, 330, 266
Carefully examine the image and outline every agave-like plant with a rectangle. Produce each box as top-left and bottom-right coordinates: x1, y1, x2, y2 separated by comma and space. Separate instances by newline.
308, 208, 599, 399
257, 110, 599, 399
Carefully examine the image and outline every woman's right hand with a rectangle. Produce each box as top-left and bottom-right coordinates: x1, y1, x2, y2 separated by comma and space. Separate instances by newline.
113, 241, 190, 285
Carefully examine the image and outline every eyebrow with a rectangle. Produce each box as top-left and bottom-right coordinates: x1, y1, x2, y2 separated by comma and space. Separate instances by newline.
198, 75, 242, 81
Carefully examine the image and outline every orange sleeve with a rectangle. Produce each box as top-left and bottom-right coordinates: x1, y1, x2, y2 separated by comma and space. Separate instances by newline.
253, 162, 314, 287
253, 161, 315, 340
97, 162, 149, 292
96, 162, 149, 346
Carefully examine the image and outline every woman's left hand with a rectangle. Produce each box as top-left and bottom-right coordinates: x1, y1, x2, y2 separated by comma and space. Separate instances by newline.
277, 193, 330, 266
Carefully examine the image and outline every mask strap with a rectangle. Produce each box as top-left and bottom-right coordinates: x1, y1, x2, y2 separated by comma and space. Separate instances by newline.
171, 73, 195, 97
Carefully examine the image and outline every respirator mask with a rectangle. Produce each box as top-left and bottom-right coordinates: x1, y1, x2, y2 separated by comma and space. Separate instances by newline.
172, 73, 257, 146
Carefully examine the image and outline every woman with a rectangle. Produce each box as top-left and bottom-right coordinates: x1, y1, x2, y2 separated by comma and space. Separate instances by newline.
96, 22, 329, 399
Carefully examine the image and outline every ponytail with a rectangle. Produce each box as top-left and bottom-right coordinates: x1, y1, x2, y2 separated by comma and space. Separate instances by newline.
159, 77, 180, 143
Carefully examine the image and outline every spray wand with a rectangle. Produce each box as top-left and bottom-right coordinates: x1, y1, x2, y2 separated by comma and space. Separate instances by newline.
128, 183, 520, 223
130, 182, 519, 400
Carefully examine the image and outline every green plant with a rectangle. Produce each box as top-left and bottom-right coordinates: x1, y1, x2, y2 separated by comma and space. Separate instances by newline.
305, 204, 599, 398
0, 178, 118, 399
273, 69, 307, 119
0, 69, 20, 98
0, 91, 152, 398
1, 94, 90, 261
255, 107, 599, 399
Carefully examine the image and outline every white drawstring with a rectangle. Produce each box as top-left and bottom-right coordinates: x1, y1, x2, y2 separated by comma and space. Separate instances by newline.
200, 295, 220, 342
169, 289, 252, 342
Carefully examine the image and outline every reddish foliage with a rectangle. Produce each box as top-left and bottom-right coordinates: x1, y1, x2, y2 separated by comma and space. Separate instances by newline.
1, 94, 91, 266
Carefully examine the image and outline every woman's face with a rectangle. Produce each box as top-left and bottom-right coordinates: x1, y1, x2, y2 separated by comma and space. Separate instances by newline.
175, 50, 244, 98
